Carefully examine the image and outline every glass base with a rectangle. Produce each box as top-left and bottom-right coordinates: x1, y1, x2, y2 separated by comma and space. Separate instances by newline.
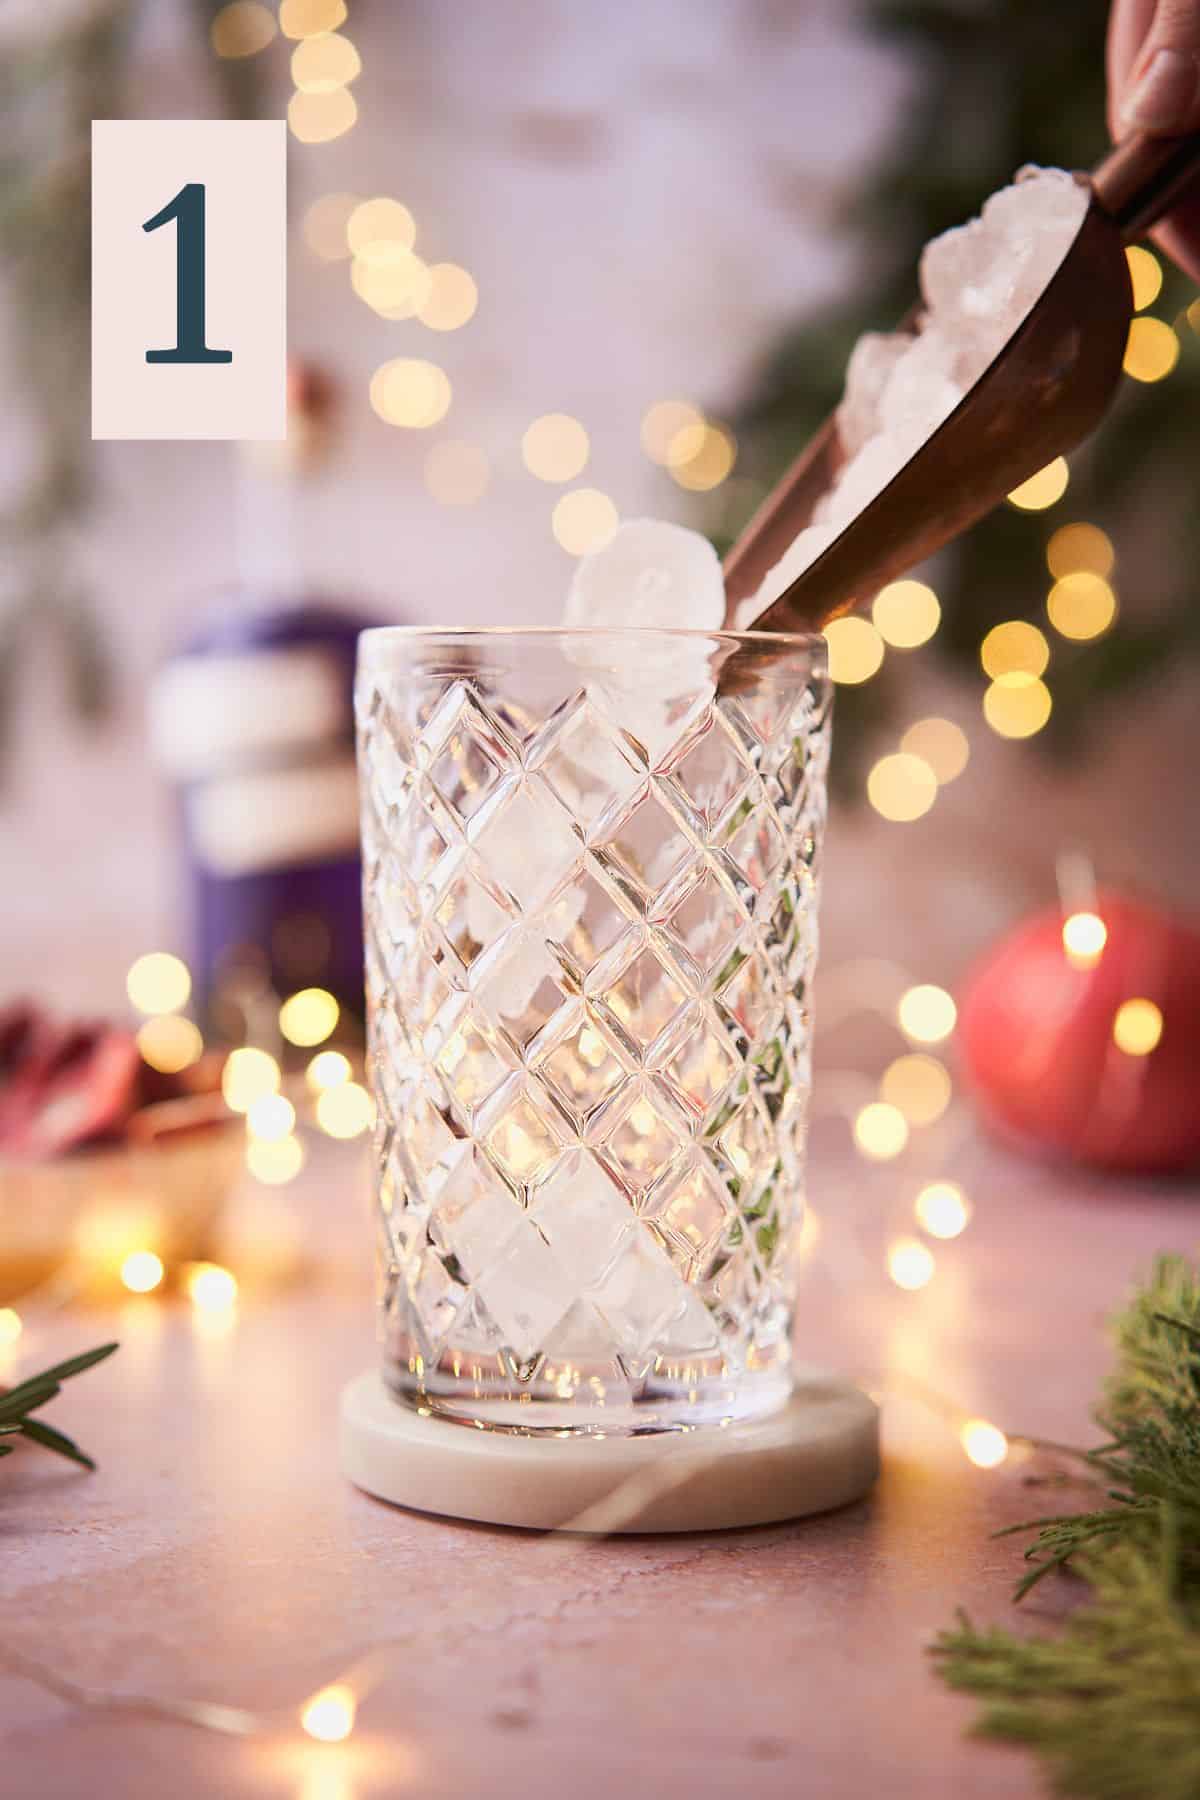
382, 1350, 793, 1436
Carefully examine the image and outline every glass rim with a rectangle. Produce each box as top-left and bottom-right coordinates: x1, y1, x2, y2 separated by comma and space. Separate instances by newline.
358, 623, 827, 653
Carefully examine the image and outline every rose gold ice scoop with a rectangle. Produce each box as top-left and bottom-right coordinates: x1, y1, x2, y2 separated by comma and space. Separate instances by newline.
722, 132, 1200, 634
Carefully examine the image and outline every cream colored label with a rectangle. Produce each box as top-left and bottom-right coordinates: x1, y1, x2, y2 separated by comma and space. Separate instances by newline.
149, 646, 347, 779
189, 758, 360, 876
91, 120, 286, 441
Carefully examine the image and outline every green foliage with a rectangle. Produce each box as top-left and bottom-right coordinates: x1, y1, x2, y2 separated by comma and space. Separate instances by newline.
0, 1341, 119, 1470
727, 0, 1200, 783
932, 1255, 1200, 1799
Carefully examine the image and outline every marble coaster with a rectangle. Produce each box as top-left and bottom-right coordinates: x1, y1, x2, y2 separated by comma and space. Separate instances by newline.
339, 1367, 879, 1533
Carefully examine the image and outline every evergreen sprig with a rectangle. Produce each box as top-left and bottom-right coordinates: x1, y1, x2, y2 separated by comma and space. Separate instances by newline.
932, 1255, 1200, 1799
0, 1342, 118, 1471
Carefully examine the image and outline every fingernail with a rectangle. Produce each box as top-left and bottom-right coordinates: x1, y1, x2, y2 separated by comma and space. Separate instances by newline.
1122, 49, 1200, 132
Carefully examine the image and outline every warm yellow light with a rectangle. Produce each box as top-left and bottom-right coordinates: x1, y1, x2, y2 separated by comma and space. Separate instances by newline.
866, 752, 938, 822
881, 1053, 952, 1126
279, 987, 340, 1047
915, 1180, 971, 1239
899, 717, 969, 784
121, 1250, 164, 1294
521, 414, 590, 483
1112, 997, 1163, 1057
640, 400, 704, 465
854, 1101, 910, 1161
351, 251, 432, 319
667, 422, 736, 492
1125, 244, 1163, 311
316, 1082, 374, 1139
184, 1263, 239, 1312
290, 28, 359, 91
982, 677, 1052, 739
370, 359, 452, 429
980, 620, 1049, 681
872, 580, 940, 649
302, 191, 358, 261
210, 1, 276, 57
552, 488, 619, 556
0, 1308, 22, 1346
898, 984, 957, 1045
1062, 910, 1107, 967
346, 197, 417, 261
1123, 315, 1179, 382
222, 1047, 282, 1114
246, 1134, 306, 1185
279, 0, 346, 37
961, 1418, 1008, 1468
1047, 572, 1117, 641
306, 1050, 352, 1092
246, 1092, 297, 1142
287, 87, 357, 143
1007, 457, 1069, 511
1045, 522, 1115, 580
301, 1684, 356, 1743
887, 1237, 935, 1290
822, 616, 884, 685
424, 440, 490, 506
417, 263, 478, 331
136, 1015, 203, 1075
127, 952, 192, 1017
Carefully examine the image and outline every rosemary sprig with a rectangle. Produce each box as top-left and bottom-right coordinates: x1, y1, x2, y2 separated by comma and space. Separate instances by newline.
0, 1342, 118, 1471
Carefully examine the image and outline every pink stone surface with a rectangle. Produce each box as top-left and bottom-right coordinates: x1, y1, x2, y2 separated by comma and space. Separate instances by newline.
1, 1136, 1195, 1798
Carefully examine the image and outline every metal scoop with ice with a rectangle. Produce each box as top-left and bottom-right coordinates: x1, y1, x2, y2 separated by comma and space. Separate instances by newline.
723, 129, 1200, 635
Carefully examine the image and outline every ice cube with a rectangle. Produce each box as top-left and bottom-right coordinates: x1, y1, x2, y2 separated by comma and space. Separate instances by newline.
838, 330, 911, 456
565, 518, 725, 634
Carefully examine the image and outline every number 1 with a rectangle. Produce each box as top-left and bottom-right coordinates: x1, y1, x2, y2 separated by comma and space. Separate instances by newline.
143, 183, 233, 365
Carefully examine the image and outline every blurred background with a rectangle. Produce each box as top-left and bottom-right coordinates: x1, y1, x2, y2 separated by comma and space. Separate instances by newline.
0, 0, 1197, 1126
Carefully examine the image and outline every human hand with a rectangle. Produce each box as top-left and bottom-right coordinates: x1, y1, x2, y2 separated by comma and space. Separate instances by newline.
1108, 0, 1200, 279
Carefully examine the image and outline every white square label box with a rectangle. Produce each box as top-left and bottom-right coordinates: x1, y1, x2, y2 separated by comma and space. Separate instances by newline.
92, 119, 286, 441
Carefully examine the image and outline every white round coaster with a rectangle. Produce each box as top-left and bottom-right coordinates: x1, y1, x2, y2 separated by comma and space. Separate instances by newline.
339, 1367, 879, 1534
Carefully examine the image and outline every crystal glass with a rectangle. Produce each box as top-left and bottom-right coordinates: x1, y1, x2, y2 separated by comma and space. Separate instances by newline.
356, 627, 831, 1433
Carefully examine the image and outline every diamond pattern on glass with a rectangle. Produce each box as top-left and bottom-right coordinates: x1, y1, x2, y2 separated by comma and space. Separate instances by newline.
534, 704, 646, 835
595, 943, 690, 1053
596, 793, 697, 900
660, 866, 746, 978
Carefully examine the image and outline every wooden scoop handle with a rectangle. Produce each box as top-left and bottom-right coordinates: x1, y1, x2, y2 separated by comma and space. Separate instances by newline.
1092, 130, 1200, 238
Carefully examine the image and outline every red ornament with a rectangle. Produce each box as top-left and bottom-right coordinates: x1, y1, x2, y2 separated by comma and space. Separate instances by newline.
957, 890, 1200, 1174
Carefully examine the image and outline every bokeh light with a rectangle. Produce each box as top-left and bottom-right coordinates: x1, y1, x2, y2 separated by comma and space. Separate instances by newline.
246, 1135, 306, 1184
346, 197, 417, 260
222, 1047, 282, 1114
915, 1181, 971, 1239
278, 0, 346, 36
854, 1101, 910, 1161
127, 952, 191, 1016
316, 1083, 375, 1139
301, 1685, 356, 1743
899, 717, 968, 784
280, 987, 340, 1047
1125, 244, 1163, 311
887, 1238, 934, 1290
351, 251, 432, 318
291, 29, 360, 91
302, 192, 358, 261
867, 753, 937, 822
1047, 572, 1117, 641
0, 1308, 23, 1346
881, 1053, 952, 1126
667, 422, 736, 492
640, 400, 704, 465
246, 1093, 298, 1142
1123, 316, 1179, 383
1062, 910, 1107, 968
136, 1015, 203, 1075
184, 1263, 239, 1313
960, 1419, 1008, 1468
980, 620, 1049, 681
522, 414, 590, 483
370, 359, 452, 429
424, 440, 490, 506
1045, 522, 1115, 580
1112, 997, 1163, 1057
210, 1, 276, 57
417, 263, 478, 331
552, 488, 619, 556
872, 580, 940, 649
982, 677, 1052, 739
1007, 457, 1069, 511
897, 984, 957, 1045
822, 616, 884, 684
287, 88, 357, 143
121, 1250, 164, 1294
306, 1050, 352, 1092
